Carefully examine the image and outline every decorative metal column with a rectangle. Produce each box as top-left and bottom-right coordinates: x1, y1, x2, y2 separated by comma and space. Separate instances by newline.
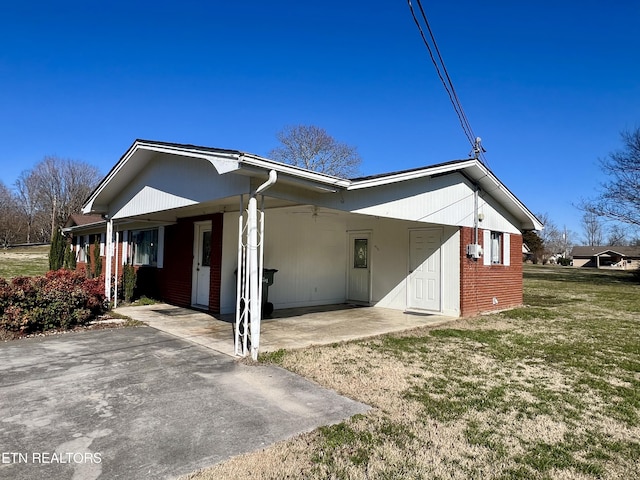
234, 171, 277, 360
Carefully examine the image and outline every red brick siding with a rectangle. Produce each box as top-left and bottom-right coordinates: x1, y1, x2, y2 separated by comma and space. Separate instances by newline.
73, 216, 224, 312
208, 213, 223, 313
73, 233, 124, 278
459, 226, 523, 317
156, 220, 195, 308
155, 213, 224, 313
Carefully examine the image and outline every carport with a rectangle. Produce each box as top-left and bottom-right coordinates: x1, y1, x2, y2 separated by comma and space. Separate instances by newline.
74, 140, 540, 364
114, 302, 454, 356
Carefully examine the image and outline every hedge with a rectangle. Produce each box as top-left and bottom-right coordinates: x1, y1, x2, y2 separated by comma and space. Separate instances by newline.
0, 269, 106, 335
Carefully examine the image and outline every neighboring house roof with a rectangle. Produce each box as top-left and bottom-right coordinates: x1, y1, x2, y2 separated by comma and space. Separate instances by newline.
82, 139, 543, 231
64, 214, 105, 229
571, 246, 640, 258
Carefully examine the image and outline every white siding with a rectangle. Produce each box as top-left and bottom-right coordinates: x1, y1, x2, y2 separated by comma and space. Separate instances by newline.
220, 209, 461, 317
344, 174, 476, 227
109, 153, 249, 219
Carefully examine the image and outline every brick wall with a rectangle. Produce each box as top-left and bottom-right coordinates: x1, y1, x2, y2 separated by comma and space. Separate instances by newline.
459, 226, 523, 317
73, 215, 224, 313
156, 219, 195, 308
208, 213, 223, 313
156, 213, 224, 313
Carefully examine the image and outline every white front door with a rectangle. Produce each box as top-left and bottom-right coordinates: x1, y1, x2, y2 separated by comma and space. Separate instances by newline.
408, 229, 441, 311
347, 231, 371, 304
192, 221, 212, 308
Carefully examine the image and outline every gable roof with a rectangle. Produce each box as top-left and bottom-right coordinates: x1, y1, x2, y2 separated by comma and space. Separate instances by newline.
82, 139, 543, 231
571, 245, 640, 258
64, 214, 105, 228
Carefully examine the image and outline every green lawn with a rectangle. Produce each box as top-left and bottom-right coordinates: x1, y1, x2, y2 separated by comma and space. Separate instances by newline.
186, 265, 640, 480
0, 245, 50, 279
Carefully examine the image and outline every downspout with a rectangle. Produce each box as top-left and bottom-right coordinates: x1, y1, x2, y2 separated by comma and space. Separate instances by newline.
474, 186, 479, 245
248, 170, 277, 361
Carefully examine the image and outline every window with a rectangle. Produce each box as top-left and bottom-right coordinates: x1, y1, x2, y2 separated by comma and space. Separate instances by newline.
483, 230, 511, 266
353, 238, 368, 268
490, 231, 502, 264
131, 229, 158, 266
77, 235, 88, 263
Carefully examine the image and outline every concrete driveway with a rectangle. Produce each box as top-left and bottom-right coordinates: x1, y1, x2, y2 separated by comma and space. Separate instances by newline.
0, 327, 368, 480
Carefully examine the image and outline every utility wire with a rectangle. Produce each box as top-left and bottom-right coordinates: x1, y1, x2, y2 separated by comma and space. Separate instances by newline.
407, 0, 488, 165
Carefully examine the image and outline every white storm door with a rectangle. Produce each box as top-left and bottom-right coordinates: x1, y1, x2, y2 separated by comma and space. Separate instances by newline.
408, 229, 441, 311
347, 232, 371, 304
192, 221, 212, 307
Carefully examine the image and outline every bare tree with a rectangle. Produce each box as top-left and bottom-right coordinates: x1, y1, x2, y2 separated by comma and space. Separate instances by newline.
582, 128, 640, 228
582, 211, 604, 246
0, 181, 20, 247
269, 125, 362, 177
606, 224, 628, 246
536, 213, 567, 263
14, 171, 41, 244
29, 156, 100, 239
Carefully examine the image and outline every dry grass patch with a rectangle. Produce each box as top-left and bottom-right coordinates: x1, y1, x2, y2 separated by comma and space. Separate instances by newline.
184, 266, 640, 480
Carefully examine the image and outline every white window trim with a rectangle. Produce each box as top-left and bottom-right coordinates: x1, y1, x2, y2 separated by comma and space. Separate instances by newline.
484, 230, 510, 266
483, 230, 491, 266
503, 233, 511, 266
122, 230, 128, 265
157, 226, 165, 269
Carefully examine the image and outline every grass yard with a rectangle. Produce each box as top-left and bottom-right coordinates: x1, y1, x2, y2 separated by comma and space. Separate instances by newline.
0, 245, 50, 278
184, 265, 640, 480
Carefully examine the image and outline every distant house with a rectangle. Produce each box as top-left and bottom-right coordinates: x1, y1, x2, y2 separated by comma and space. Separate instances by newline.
571, 246, 640, 269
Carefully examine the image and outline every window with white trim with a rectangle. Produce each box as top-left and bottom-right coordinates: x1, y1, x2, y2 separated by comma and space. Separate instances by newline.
77, 235, 89, 263
483, 230, 510, 266
131, 229, 158, 266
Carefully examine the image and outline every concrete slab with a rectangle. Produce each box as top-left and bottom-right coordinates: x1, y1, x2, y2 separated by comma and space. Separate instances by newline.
0, 327, 368, 480
116, 303, 236, 356
115, 303, 455, 356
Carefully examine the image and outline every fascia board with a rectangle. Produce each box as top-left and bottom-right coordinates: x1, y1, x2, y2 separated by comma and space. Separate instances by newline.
347, 160, 477, 190
135, 141, 242, 174
239, 154, 351, 190
464, 162, 544, 232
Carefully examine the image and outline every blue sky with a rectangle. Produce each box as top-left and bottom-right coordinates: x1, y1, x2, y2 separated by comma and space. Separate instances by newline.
1, 1, 639, 238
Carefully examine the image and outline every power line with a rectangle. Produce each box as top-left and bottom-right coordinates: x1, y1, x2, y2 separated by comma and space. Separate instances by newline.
407, 0, 488, 165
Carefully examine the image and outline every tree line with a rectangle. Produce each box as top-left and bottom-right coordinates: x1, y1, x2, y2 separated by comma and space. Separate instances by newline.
0, 156, 100, 247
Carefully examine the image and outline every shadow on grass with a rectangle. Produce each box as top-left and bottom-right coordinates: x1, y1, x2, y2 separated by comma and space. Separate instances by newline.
524, 265, 639, 285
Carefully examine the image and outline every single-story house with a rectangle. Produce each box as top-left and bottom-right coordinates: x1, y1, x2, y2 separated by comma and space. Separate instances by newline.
67, 139, 542, 358
571, 246, 640, 269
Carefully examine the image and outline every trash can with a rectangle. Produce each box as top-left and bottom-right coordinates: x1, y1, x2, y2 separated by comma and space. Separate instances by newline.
261, 268, 278, 317
233, 268, 278, 318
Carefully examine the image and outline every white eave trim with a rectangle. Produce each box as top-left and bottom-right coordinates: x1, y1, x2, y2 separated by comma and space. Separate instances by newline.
347, 159, 477, 190
239, 154, 351, 190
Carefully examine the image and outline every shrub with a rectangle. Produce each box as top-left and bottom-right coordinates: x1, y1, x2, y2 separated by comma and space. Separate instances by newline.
64, 242, 77, 270
48, 229, 66, 271
122, 264, 136, 303
92, 236, 102, 278
0, 269, 106, 335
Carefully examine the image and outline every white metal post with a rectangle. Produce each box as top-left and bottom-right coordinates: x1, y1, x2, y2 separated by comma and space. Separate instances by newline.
105, 219, 113, 302
113, 230, 119, 308
248, 195, 261, 360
